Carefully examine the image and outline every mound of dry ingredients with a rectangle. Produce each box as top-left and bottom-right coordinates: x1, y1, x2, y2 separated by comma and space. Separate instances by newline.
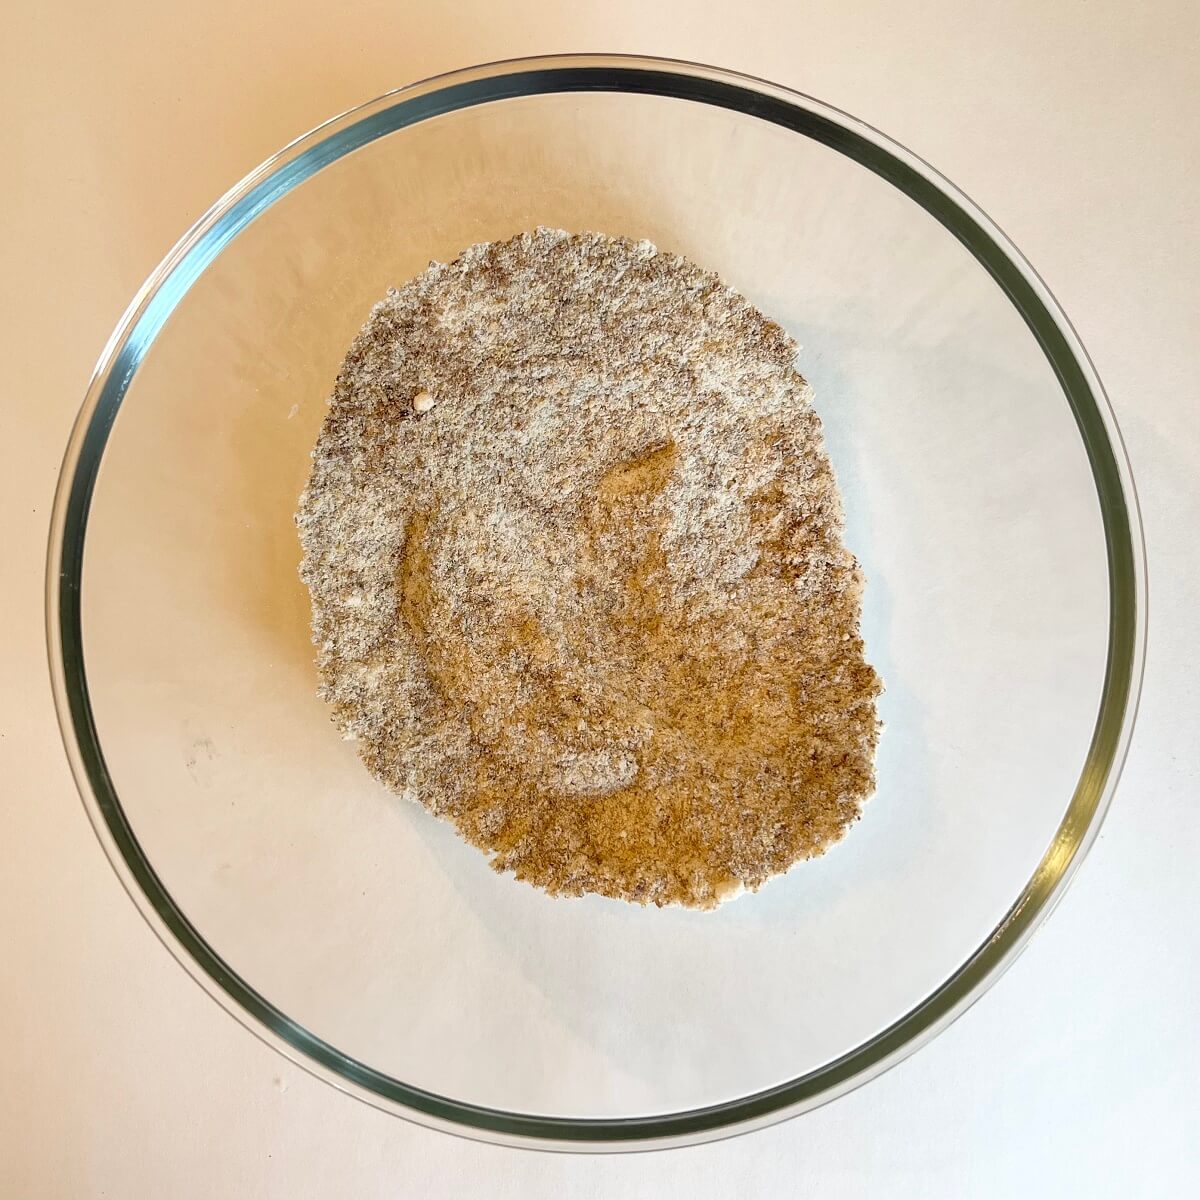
297, 228, 882, 909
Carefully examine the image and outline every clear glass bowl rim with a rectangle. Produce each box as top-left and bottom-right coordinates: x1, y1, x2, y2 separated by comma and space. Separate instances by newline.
45, 53, 1147, 1152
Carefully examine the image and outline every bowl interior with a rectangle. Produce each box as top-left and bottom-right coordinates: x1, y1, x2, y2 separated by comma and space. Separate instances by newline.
76, 83, 1110, 1125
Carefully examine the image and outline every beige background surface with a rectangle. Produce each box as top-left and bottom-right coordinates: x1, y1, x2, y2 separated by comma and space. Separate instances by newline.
3, 1, 1198, 1195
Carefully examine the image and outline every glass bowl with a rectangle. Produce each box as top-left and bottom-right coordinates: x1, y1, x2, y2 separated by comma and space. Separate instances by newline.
47, 55, 1145, 1150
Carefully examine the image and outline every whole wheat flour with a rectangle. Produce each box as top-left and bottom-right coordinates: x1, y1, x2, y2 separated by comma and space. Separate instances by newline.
297, 228, 881, 909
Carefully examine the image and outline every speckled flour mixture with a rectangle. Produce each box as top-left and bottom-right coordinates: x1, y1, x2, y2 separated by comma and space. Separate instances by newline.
297, 229, 881, 908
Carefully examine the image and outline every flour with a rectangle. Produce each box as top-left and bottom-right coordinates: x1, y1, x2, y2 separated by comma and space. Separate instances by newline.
297, 229, 881, 908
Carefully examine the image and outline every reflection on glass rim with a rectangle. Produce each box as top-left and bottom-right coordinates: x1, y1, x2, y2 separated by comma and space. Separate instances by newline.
46, 54, 1146, 1151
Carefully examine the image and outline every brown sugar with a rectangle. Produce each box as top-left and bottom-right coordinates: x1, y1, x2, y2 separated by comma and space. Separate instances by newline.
297, 229, 882, 908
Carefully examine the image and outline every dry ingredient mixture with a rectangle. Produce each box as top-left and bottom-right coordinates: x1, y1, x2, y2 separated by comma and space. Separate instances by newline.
297, 229, 881, 909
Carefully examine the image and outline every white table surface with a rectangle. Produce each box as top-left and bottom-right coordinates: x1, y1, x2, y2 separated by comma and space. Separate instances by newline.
3, 1, 1197, 1194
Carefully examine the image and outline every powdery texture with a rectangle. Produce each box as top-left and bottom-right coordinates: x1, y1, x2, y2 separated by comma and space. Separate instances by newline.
297, 229, 882, 909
